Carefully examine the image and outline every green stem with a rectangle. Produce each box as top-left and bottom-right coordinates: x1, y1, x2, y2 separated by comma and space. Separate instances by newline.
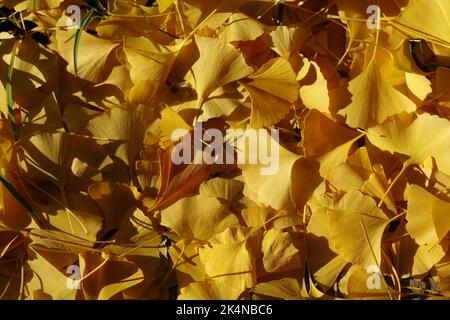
0, 172, 42, 225
73, 8, 96, 75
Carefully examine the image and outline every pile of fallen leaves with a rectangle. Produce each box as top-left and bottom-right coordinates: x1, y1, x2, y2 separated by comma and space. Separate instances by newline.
0, 0, 449, 300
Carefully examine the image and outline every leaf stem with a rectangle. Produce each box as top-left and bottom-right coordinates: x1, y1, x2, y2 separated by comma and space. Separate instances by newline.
378, 162, 410, 208
73, 8, 96, 75
6, 41, 18, 140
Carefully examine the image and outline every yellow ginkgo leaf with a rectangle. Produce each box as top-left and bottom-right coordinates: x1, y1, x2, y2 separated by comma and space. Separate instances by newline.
253, 278, 304, 300
302, 109, 361, 179
87, 182, 140, 233
328, 147, 373, 192
157, 0, 177, 13
362, 164, 398, 214
124, 36, 183, 101
0, 35, 58, 115
336, 0, 376, 41
161, 193, 239, 243
241, 83, 291, 129
160, 107, 192, 149
261, 229, 301, 274
13, 0, 62, 11
297, 58, 329, 113
338, 61, 416, 128
327, 190, 389, 267
239, 132, 301, 210
197, 84, 247, 122
101, 208, 163, 299
198, 177, 243, 201
338, 264, 392, 299
242, 57, 299, 128
54, 26, 118, 83
79, 252, 145, 300
198, 227, 256, 296
396, 0, 450, 55
405, 184, 450, 247
367, 113, 450, 176
25, 246, 77, 300
219, 12, 265, 43
169, 239, 206, 289
18, 132, 108, 191
399, 234, 448, 277
40, 194, 104, 241
86, 106, 149, 166
270, 26, 308, 57
306, 205, 348, 289
187, 36, 253, 106
404, 72, 432, 101
179, 278, 243, 300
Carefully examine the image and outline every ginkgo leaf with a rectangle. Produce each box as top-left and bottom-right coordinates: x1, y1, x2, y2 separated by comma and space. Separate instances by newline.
79, 252, 145, 300
253, 278, 304, 300
197, 84, 247, 122
261, 229, 301, 273
13, 0, 63, 11
239, 131, 301, 210
297, 58, 329, 113
338, 264, 392, 299
336, 0, 377, 41
157, 0, 177, 13
198, 177, 243, 201
161, 193, 239, 243
25, 246, 77, 300
242, 57, 298, 128
396, 0, 450, 55
362, 164, 398, 214
302, 109, 361, 179
198, 227, 256, 296
405, 185, 450, 247
86, 106, 149, 166
87, 182, 139, 234
124, 36, 183, 101
19, 131, 109, 191
169, 239, 206, 289
220, 12, 265, 43
179, 278, 243, 300
328, 147, 372, 192
270, 26, 308, 57
40, 195, 105, 241
187, 36, 253, 106
241, 205, 301, 231
146, 150, 212, 213
306, 204, 348, 289
241, 83, 291, 129
101, 208, 163, 299
19, 93, 64, 136
367, 113, 450, 176
160, 107, 192, 149
338, 61, 416, 128
0, 35, 59, 115
405, 72, 432, 101
399, 234, 448, 277
54, 26, 118, 83
327, 190, 389, 267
